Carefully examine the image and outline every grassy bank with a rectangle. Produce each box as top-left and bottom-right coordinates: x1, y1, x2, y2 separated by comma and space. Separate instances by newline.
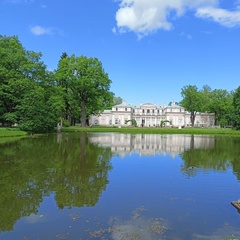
1, 126, 239, 138
0, 128, 27, 138
62, 126, 240, 136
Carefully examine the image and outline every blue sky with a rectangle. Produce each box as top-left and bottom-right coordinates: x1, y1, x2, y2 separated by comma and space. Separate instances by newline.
0, 0, 240, 106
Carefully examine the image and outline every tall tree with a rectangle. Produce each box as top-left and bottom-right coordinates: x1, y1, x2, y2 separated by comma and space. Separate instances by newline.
55, 52, 78, 125
0, 35, 64, 132
0, 35, 31, 125
180, 85, 202, 126
17, 78, 64, 133
232, 86, 240, 130
208, 89, 233, 126
56, 54, 114, 127
199, 85, 212, 112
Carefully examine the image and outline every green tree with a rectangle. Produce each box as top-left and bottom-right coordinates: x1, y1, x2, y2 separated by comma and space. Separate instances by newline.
125, 119, 137, 127
180, 85, 202, 127
56, 54, 114, 127
55, 52, 79, 126
17, 82, 64, 133
199, 85, 212, 112
113, 96, 123, 105
0, 35, 32, 126
0, 35, 65, 132
208, 89, 233, 127
232, 86, 240, 130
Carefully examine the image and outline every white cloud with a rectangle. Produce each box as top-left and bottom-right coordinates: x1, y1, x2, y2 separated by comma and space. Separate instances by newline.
30, 25, 52, 36
30, 25, 64, 36
196, 7, 240, 27
114, 0, 240, 37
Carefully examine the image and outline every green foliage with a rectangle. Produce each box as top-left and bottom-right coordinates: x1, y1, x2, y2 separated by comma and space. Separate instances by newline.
62, 119, 70, 127
17, 85, 64, 133
125, 119, 137, 127
0, 35, 48, 127
0, 35, 65, 133
113, 96, 123, 105
180, 85, 202, 126
160, 120, 172, 127
55, 54, 114, 127
62, 126, 240, 136
232, 86, 240, 130
207, 89, 233, 126
0, 128, 27, 138
180, 85, 234, 128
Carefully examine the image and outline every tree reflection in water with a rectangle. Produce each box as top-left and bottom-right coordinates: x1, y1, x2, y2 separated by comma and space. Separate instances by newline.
0, 133, 113, 231
1, 133, 240, 240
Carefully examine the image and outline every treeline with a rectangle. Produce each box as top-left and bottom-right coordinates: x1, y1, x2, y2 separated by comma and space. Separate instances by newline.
180, 85, 240, 129
1, 35, 240, 132
0, 35, 115, 132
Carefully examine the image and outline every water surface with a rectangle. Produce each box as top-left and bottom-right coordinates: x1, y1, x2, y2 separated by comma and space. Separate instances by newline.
0, 133, 240, 240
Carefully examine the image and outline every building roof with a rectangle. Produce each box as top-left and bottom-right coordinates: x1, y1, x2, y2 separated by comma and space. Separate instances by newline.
112, 101, 185, 110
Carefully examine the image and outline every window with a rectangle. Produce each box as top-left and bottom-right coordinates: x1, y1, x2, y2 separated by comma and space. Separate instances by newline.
143, 109, 145, 113
153, 110, 154, 113
125, 108, 127, 111
147, 109, 150, 113
115, 119, 118, 124
116, 108, 118, 111
133, 109, 135, 113
109, 120, 112, 125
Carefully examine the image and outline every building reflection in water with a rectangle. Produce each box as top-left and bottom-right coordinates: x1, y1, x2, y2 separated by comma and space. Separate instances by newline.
89, 133, 215, 158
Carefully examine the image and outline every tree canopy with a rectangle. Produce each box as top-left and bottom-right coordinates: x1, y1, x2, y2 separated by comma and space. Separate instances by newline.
232, 86, 240, 130
180, 84, 235, 127
113, 96, 123, 105
0, 35, 64, 132
55, 54, 114, 127
0, 36, 114, 131
180, 85, 202, 126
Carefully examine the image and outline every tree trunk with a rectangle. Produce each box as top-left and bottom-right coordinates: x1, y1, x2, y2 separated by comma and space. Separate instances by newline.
190, 111, 196, 127
81, 101, 87, 127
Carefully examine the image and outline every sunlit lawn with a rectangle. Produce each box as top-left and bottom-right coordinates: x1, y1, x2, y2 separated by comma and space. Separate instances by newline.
0, 128, 27, 138
62, 126, 240, 136
1, 126, 239, 139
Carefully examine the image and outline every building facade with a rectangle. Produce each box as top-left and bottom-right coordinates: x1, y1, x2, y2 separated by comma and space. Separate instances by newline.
90, 101, 215, 127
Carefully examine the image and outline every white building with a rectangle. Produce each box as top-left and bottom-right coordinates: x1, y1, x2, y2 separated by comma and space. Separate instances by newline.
90, 101, 215, 127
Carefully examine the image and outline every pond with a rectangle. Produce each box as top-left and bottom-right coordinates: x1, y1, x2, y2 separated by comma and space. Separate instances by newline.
0, 132, 240, 240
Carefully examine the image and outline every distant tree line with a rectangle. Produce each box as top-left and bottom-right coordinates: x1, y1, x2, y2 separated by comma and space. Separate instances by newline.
180, 85, 240, 129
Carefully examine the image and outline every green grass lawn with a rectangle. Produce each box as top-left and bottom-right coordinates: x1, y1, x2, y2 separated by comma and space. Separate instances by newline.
0, 128, 27, 138
1, 126, 239, 138
62, 126, 240, 136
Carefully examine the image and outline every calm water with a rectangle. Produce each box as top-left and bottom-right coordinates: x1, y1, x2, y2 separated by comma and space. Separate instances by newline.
0, 132, 240, 240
